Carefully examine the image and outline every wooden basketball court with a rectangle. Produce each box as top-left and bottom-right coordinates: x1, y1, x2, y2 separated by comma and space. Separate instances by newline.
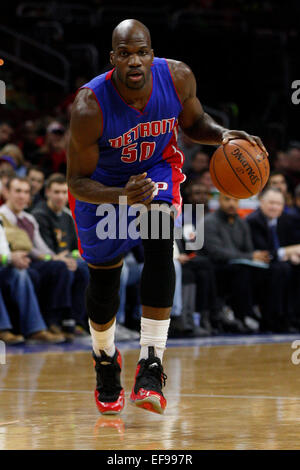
1, 338, 300, 450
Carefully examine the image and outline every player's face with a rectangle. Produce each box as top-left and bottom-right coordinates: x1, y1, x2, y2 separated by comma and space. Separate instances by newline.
111, 40, 154, 90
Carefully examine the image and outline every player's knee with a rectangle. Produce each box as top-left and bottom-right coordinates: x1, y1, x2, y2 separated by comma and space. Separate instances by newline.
85, 265, 122, 324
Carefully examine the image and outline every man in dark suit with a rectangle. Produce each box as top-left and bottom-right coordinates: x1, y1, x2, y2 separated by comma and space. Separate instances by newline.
204, 194, 269, 332
247, 187, 300, 332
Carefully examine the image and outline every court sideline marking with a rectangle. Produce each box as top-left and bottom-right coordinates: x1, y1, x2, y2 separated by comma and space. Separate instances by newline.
0, 388, 300, 401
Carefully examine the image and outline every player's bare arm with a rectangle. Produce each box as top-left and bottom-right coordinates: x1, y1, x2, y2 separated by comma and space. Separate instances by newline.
167, 59, 268, 155
67, 88, 156, 205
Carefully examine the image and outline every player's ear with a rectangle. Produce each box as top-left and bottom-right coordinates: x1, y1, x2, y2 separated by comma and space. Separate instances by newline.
150, 49, 154, 62
110, 51, 115, 67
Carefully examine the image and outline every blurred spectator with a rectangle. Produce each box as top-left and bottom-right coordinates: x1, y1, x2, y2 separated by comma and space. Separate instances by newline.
31, 173, 89, 334
268, 171, 294, 211
183, 181, 210, 214
0, 288, 24, 344
184, 150, 210, 182
0, 156, 17, 175
31, 121, 67, 176
178, 129, 202, 171
289, 184, 300, 241
272, 150, 289, 172
18, 120, 40, 161
0, 121, 13, 148
247, 187, 300, 332
117, 248, 142, 340
0, 170, 13, 206
0, 176, 79, 340
0, 215, 64, 344
204, 194, 268, 331
0, 144, 27, 177
285, 142, 300, 189
174, 237, 216, 337
193, 167, 215, 192
26, 166, 46, 212
56, 76, 88, 119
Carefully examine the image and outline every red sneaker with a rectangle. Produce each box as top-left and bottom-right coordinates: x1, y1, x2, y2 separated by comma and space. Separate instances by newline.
130, 346, 167, 414
93, 349, 125, 414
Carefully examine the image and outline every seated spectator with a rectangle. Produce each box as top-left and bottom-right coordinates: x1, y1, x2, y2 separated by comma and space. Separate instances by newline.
204, 194, 269, 332
0, 121, 13, 148
17, 120, 40, 161
0, 216, 64, 344
0, 176, 80, 340
0, 288, 24, 345
289, 184, 300, 241
247, 187, 300, 332
0, 144, 27, 177
117, 248, 142, 340
191, 167, 220, 211
285, 142, 300, 189
0, 155, 17, 176
272, 150, 289, 173
178, 129, 201, 171
0, 169, 14, 206
173, 235, 213, 337
31, 121, 67, 176
193, 167, 214, 191
26, 166, 46, 212
184, 150, 210, 182
31, 173, 89, 335
268, 171, 294, 212
183, 180, 210, 214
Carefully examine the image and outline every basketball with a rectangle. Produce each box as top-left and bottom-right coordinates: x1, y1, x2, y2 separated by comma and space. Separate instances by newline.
209, 139, 270, 199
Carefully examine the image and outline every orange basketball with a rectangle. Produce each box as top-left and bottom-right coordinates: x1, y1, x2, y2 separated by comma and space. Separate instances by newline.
209, 139, 270, 199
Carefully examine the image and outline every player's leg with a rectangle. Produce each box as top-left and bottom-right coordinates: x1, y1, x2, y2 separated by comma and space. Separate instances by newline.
130, 203, 175, 414
86, 255, 125, 414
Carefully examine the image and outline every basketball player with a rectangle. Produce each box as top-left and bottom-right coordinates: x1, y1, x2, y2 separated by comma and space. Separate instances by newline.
67, 19, 267, 415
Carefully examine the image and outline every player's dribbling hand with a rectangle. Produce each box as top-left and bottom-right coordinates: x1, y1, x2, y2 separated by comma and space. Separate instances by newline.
222, 130, 268, 156
122, 172, 156, 206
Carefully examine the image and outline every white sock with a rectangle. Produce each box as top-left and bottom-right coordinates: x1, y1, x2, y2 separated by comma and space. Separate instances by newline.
89, 318, 116, 358
139, 317, 170, 362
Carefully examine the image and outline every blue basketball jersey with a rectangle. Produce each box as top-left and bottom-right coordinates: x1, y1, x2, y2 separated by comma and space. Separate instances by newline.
69, 57, 186, 264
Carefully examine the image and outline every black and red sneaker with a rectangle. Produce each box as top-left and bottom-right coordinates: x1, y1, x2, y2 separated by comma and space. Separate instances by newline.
130, 346, 167, 414
93, 349, 125, 415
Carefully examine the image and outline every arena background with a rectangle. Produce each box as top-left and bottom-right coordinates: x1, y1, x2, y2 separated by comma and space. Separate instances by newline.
2, 0, 300, 453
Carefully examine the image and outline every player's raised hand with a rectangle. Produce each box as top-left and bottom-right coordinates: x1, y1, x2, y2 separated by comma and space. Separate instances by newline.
122, 172, 156, 205
222, 130, 268, 156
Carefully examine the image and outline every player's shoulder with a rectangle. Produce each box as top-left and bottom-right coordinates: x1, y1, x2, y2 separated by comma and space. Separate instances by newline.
72, 71, 109, 117
165, 59, 193, 82
72, 87, 100, 118
165, 59, 195, 103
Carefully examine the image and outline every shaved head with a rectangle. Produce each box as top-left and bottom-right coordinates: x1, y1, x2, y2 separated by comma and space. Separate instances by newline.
112, 19, 151, 50
110, 19, 154, 91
